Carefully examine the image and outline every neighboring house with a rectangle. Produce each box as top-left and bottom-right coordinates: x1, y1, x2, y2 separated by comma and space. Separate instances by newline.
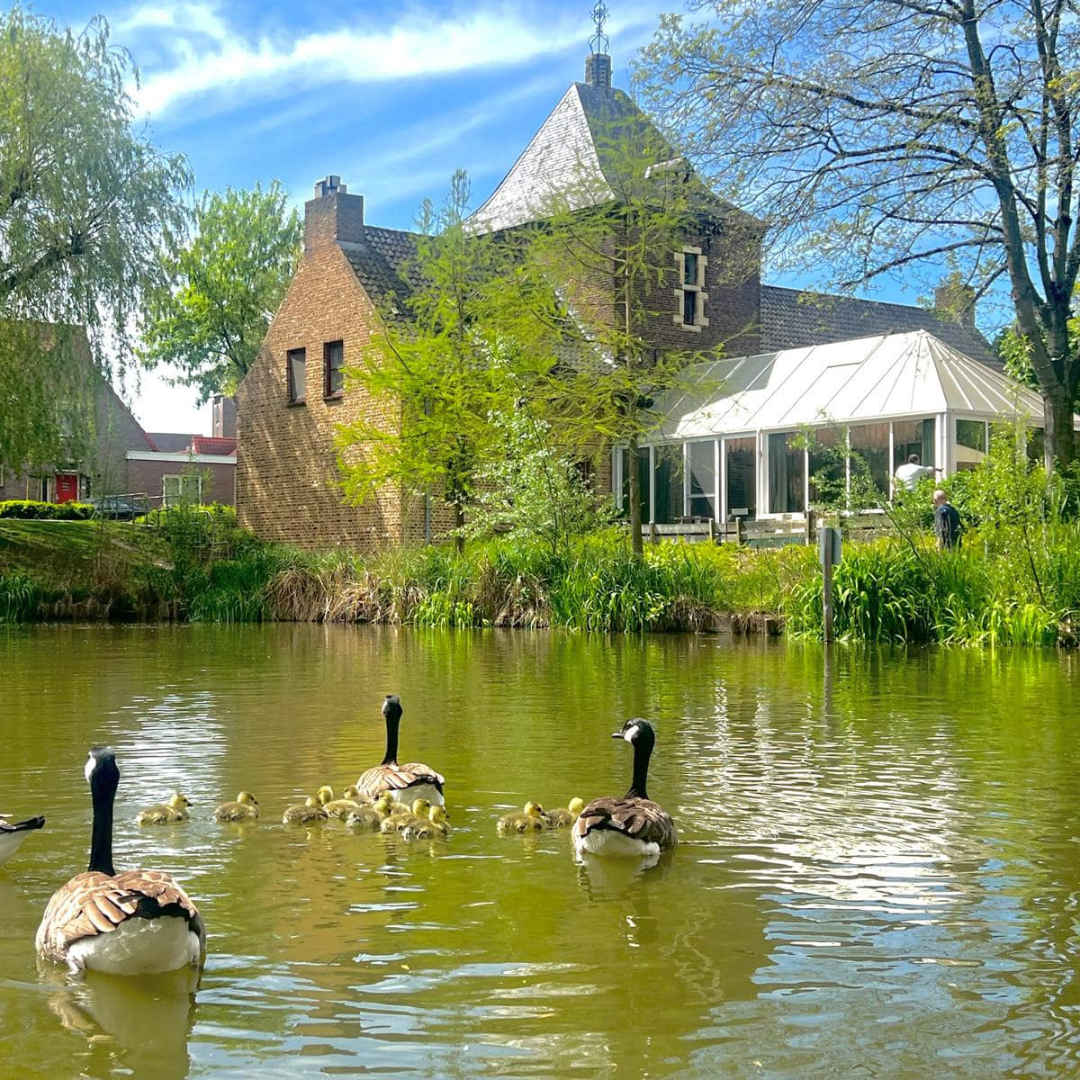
236, 41, 1015, 551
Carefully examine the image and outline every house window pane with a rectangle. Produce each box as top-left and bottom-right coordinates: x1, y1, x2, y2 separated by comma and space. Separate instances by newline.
892, 418, 935, 470
682, 289, 696, 327
726, 437, 755, 518
683, 253, 698, 286
849, 422, 890, 498
808, 428, 845, 504
619, 448, 649, 523
324, 340, 344, 396
687, 440, 716, 519
287, 348, 306, 403
955, 418, 987, 471
654, 445, 682, 524
768, 431, 805, 514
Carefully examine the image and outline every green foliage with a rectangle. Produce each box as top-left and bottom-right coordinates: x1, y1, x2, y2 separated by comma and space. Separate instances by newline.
0, 7, 190, 471
0, 499, 93, 520
140, 181, 301, 402
0, 572, 39, 621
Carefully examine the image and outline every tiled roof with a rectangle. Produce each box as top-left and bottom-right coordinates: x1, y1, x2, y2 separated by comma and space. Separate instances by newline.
192, 436, 236, 456
470, 82, 749, 234
760, 285, 998, 367
341, 226, 419, 314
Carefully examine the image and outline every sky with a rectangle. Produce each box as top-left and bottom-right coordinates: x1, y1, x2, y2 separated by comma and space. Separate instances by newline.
45, 0, 667, 435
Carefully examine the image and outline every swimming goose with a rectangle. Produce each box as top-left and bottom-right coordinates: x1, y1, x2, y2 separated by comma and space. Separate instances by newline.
497, 801, 549, 834
35, 746, 206, 975
345, 792, 396, 830
356, 695, 445, 806
282, 796, 328, 826
213, 791, 259, 822
573, 720, 677, 858
135, 792, 192, 826
0, 813, 45, 867
322, 785, 366, 819
545, 797, 586, 829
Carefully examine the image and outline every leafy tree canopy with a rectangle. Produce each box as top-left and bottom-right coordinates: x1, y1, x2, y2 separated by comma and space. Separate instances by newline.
140, 181, 301, 403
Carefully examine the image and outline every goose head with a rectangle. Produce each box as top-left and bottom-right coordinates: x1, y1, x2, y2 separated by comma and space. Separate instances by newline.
383, 695, 403, 722
234, 791, 258, 807
86, 746, 119, 794
303, 796, 320, 810
316, 786, 334, 805
612, 719, 656, 750
430, 805, 449, 826
523, 801, 545, 819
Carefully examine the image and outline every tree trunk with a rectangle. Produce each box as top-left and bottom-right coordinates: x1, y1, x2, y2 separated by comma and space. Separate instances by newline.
628, 437, 644, 557
455, 502, 465, 554
1044, 391, 1077, 474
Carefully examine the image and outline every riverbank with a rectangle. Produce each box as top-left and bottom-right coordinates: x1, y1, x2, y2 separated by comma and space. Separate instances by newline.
1, 517, 1077, 645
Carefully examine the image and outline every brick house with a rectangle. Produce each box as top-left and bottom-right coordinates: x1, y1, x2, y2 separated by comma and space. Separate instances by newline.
236, 45, 997, 551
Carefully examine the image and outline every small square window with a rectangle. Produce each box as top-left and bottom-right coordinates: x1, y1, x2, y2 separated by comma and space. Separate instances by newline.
324, 340, 344, 398
287, 348, 306, 404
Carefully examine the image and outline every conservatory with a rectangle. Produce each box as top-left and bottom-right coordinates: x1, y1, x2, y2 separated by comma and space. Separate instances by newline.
615, 331, 1064, 524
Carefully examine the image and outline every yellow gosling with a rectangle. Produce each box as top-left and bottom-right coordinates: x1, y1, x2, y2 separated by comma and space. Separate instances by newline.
323, 784, 367, 819
428, 805, 451, 836
346, 793, 396, 830
135, 792, 192, 826
545, 797, 586, 829
282, 795, 328, 826
214, 791, 259, 822
316, 786, 335, 805
497, 801, 549, 834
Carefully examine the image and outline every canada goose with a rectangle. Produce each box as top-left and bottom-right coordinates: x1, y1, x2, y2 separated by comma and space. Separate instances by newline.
379, 797, 431, 834
356, 695, 445, 805
282, 796, 328, 826
323, 784, 366, 819
497, 801, 549, 834
0, 813, 45, 867
545, 797, 586, 829
35, 746, 206, 975
345, 792, 395, 830
135, 792, 192, 826
573, 720, 677, 858
213, 791, 259, 823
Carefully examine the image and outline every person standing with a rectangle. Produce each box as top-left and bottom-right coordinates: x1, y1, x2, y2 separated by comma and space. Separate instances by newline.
894, 453, 937, 492
934, 489, 962, 549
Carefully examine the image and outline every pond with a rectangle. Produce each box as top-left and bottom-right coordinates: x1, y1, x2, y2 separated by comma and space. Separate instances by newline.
1, 624, 1079, 1078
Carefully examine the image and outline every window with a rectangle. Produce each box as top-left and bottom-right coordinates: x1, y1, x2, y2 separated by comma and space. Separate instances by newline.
725, 437, 756, 518
163, 474, 202, 506
324, 340, 344, 398
687, 440, 717, 519
955, 418, 987, 471
673, 248, 709, 332
768, 432, 805, 514
287, 348, 307, 404
808, 428, 845, 505
849, 422, 890, 498
653, 445, 683, 524
892, 419, 935, 473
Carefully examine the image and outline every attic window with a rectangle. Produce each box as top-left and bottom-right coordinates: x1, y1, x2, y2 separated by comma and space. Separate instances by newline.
287, 348, 306, 405
324, 340, 344, 398
674, 247, 709, 333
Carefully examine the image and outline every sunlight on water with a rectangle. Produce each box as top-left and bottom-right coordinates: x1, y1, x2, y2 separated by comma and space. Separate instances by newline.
1, 624, 1079, 1077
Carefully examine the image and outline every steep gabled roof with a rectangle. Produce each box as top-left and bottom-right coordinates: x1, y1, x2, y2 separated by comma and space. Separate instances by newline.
760, 285, 998, 368
470, 82, 751, 234
341, 226, 419, 313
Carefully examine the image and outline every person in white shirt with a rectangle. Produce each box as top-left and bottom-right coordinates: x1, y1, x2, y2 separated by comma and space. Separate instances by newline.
894, 453, 938, 491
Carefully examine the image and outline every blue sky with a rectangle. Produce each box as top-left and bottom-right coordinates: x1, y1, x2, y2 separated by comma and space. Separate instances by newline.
44, 0, 665, 434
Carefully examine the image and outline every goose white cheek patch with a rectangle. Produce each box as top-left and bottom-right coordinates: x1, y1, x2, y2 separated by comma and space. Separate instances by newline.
84, 756, 95, 784
623, 725, 640, 743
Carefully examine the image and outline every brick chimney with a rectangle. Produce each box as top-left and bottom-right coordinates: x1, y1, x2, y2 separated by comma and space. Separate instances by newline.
304, 175, 364, 253
212, 393, 236, 439
934, 280, 976, 329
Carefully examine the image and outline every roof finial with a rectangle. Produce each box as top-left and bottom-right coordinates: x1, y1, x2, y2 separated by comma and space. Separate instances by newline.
589, 1, 609, 56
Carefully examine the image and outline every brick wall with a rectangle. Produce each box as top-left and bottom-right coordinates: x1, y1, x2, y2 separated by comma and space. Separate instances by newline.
124, 457, 236, 505
237, 240, 408, 551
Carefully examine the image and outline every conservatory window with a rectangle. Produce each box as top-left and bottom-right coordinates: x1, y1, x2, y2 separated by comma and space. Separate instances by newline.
768, 432, 805, 514
725, 437, 756, 518
653, 444, 683, 524
848, 423, 890, 498
687, 440, 717, 519
808, 428, 845, 505
955, 419, 988, 471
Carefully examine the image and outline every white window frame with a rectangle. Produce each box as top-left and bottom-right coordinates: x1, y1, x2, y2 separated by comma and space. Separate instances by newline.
163, 474, 203, 507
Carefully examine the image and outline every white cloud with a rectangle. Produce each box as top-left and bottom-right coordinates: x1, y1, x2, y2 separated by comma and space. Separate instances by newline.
117, 1, 659, 117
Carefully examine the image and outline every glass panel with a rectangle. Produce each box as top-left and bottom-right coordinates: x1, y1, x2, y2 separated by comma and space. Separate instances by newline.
808, 428, 845, 505
325, 341, 344, 396
180, 475, 201, 503
654, 445, 683, 524
683, 253, 698, 286
849, 422, 890, 498
726, 437, 756, 518
955, 418, 987, 471
768, 431, 805, 514
682, 289, 695, 326
892, 418, 935, 469
287, 348, 306, 403
618, 448, 650, 523
687, 441, 716, 519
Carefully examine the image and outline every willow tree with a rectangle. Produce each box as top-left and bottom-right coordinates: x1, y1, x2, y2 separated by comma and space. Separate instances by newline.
140, 182, 302, 403
640, 0, 1080, 472
0, 8, 189, 472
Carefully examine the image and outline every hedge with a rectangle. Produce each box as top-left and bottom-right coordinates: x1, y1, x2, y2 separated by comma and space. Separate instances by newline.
0, 500, 94, 520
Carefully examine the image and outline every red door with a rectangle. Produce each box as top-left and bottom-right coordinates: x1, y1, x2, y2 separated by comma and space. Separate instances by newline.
55, 473, 79, 503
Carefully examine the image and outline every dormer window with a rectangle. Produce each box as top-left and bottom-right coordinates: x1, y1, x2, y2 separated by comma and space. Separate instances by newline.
674, 247, 709, 332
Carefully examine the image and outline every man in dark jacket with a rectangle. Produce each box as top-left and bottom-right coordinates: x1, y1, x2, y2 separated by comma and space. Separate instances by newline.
933, 489, 962, 549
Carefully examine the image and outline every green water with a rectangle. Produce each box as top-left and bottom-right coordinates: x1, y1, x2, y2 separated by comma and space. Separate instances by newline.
1, 625, 1079, 1078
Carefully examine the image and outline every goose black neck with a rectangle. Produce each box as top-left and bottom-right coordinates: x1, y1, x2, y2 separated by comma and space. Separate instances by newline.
88, 774, 117, 876
381, 714, 400, 766
626, 737, 652, 801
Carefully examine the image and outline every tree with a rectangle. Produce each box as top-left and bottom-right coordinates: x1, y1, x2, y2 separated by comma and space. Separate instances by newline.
640, 0, 1080, 473
335, 171, 553, 551
0, 7, 190, 472
140, 182, 301, 403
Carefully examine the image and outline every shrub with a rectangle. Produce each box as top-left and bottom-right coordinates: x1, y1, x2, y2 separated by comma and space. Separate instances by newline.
0, 499, 93, 520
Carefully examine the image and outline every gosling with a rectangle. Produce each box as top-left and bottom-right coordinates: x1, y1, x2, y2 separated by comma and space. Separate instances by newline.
345, 792, 396, 830
283, 795, 328, 826
135, 791, 192, 826
380, 798, 431, 834
497, 801, 550, 834
402, 804, 451, 840
214, 791, 259, 822
323, 784, 367, 819
545, 797, 586, 829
